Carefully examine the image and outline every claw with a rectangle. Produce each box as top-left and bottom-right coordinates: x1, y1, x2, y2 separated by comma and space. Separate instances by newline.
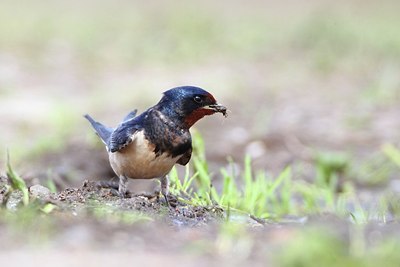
163, 193, 171, 208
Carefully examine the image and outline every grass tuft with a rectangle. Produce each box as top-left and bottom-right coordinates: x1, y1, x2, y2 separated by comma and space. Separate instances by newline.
6, 151, 29, 206
170, 133, 400, 223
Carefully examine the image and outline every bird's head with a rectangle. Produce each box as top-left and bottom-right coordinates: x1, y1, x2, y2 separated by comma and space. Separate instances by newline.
157, 86, 227, 128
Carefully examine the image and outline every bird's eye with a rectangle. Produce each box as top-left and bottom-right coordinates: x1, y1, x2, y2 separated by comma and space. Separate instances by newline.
193, 96, 203, 103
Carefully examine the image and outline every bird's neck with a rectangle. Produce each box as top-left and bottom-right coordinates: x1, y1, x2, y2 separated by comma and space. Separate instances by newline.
154, 104, 189, 129
144, 107, 192, 158
154, 102, 213, 129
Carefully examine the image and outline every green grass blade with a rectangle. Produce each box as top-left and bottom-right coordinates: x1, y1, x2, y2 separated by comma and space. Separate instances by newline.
6, 151, 29, 206
266, 167, 291, 196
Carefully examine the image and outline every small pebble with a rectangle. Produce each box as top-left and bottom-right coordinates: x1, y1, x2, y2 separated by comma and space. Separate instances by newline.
6, 190, 23, 211
29, 184, 52, 199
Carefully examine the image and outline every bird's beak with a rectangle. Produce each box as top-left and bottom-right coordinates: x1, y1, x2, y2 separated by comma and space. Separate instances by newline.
203, 103, 228, 117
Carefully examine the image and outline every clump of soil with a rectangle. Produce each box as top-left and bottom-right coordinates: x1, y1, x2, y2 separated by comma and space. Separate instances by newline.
1, 177, 224, 227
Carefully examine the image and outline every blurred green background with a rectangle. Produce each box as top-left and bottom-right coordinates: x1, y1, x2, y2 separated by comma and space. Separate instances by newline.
0, 0, 400, 184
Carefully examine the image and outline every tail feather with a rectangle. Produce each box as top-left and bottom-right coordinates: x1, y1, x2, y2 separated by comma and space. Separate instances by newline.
122, 109, 138, 122
84, 114, 113, 145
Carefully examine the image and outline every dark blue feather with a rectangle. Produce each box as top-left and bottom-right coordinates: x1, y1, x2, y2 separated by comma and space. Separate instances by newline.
84, 114, 113, 145
122, 109, 137, 122
108, 120, 140, 153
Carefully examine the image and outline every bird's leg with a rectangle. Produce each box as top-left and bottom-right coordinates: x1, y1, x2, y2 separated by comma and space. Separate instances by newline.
96, 181, 131, 198
118, 175, 129, 198
160, 175, 171, 207
96, 178, 130, 197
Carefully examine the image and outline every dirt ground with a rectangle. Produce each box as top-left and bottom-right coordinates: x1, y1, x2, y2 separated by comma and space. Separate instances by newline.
4, 177, 399, 267
2, 177, 400, 267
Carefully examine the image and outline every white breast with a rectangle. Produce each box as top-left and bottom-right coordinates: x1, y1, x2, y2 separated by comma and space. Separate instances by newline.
108, 130, 179, 179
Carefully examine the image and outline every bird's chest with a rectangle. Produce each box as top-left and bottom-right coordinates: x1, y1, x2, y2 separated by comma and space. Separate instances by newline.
108, 130, 184, 179
145, 119, 192, 158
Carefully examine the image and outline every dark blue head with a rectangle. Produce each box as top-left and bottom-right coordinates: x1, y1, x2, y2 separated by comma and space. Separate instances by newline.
157, 86, 227, 128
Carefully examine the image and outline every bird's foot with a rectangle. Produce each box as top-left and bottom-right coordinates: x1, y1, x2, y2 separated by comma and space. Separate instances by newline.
96, 180, 119, 190
159, 193, 178, 208
96, 180, 131, 198
114, 189, 131, 198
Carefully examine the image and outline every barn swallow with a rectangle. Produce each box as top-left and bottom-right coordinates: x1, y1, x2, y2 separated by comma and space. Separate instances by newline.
84, 86, 227, 206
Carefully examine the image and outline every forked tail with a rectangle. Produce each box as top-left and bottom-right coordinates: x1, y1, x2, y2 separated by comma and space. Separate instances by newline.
84, 114, 113, 145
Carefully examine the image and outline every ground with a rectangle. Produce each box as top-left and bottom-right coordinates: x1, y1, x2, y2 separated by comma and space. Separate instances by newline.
1, 0, 400, 266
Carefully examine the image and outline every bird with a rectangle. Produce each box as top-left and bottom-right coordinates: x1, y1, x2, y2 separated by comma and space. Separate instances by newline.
84, 86, 227, 206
